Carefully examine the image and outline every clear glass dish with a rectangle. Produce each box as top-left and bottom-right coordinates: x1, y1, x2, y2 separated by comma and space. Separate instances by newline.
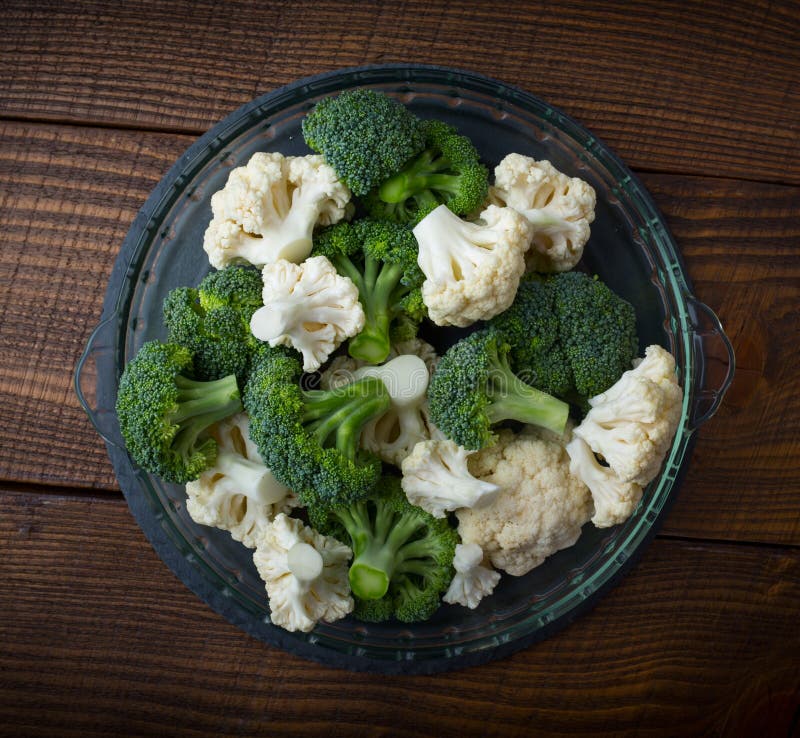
75, 64, 734, 674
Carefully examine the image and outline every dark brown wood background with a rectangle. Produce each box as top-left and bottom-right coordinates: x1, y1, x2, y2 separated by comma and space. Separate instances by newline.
1, 1, 798, 736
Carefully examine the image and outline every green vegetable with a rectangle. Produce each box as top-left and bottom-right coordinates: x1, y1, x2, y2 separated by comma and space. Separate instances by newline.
427, 328, 570, 450
116, 341, 242, 483
312, 218, 425, 364
301, 89, 426, 196
488, 275, 573, 397
364, 119, 488, 224
308, 476, 458, 622
550, 271, 639, 399
162, 265, 263, 384
243, 346, 392, 506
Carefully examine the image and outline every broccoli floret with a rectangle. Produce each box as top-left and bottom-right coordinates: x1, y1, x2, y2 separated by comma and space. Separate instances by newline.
197, 264, 263, 315
243, 347, 391, 506
308, 476, 458, 623
427, 329, 570, 450
302, 89, 426, 197
364, 119, 488, 224
489, 275, 573, 397
550, 271, 639, 399
163, 266, 263, 384
115, 341, 243, 483
313, 219, 425, 363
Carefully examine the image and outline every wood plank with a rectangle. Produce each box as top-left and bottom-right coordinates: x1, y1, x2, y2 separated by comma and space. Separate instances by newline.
648, 174, 800, 545
0, 122, 192, 490
0, 0, 798, 183
0, 489, 798, 737
0, 121, 798, 545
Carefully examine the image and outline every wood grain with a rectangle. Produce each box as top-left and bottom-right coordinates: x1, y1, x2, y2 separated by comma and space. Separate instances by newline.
648, 174, 800, 546
0, 0, 798, 184
0, 489, 798, 738
1, 121, 798, 545
0, 122, 192, 490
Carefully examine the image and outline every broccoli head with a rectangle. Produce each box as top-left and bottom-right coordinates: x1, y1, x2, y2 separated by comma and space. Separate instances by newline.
489, 272, 639, 405
163, 265, 263, 384
116, 341, 243, 483
550, 271, 639, 399
197, 264, 263, 315
364, 119, 489, 224
243, 346, 392, 506
301, 89, 426, 196
308, 476, 458, 623
313, 218, 425, 364
488, 275, 573, 397
427, 328, 570, 450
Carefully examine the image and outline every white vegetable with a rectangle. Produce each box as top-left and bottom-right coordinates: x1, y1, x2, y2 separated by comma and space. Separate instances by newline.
253, 513, 353, 633
413, 203, 532, 327
489, 154, 596, 273
250, 255, 365, 372
402, 439, 500, 518
319, 338, 439, 391
388, 338, 440, 375
443, 543, 501, 609
321, 350, 440, 467
185, 413, 295, 548
354, 354, 429, 409
457, 427, 592, 576
203, 152, 352, 269
565, 436, 643, 529
566, 344, 683, 528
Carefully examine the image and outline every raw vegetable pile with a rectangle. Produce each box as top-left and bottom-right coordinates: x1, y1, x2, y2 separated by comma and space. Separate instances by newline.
116, 89, 684, 633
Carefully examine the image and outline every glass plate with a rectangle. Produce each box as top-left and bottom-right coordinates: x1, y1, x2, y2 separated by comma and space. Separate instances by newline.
75, 64, 734, 674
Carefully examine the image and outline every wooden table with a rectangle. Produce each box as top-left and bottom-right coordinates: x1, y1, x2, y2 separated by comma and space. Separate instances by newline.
1, 1, 798, 735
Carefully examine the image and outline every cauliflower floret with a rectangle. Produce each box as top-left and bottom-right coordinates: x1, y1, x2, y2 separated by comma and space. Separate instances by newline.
565, 435, 642, 528
457, 427, 592, 576
388, 338, 440, 375
574, 345, 683, 487
320, 351, 439, 467
253, 513, 354, 633
320, 339, 439, 392
443, 543, 501, 609
319, 354, 364, 390
249, 255, 365, 372
413, 203, 533, 327
203, 152, 352, 269
356, 353, 437, 467
489, 154, 596, 273
402, 439, 501, 518
185, 413, 296, 548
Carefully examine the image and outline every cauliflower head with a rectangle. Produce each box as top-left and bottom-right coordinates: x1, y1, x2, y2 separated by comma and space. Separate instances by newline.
253, 513, 354, 633
490, 154, 596, 273
249, 255, 365, 372
401, 439, 500, 518
565, 435, 643, 528
203, 152, 352, 269
457, 427, 592, 576
413, 203, 532, 327
443, 542, 502, 609
185, 413, 296, 548
574, 345, 683, 487
319, 342, 442, 466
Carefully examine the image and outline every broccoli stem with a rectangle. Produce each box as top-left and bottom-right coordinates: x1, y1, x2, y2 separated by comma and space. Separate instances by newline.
378, 150, 458, 203
345, 510, 426, 600
348, 257, 407, 364
484, 350, 569, 436
166, 374, 242, 466
170, 374, 242, 425
302, 377, 390, 460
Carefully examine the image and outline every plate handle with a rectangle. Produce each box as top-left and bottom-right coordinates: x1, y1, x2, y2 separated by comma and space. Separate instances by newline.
685, 296, 735, 431
74, 316, 125, 449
